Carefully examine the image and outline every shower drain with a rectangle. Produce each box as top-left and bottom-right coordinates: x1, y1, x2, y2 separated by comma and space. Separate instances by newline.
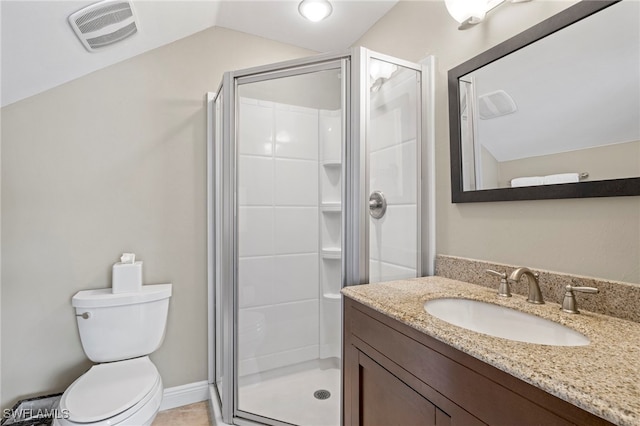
313, 389, 331, 400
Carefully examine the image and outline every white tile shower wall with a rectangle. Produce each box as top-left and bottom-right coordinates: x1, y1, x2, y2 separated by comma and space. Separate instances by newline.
274, 207, 318, 254
319, 111, 341, 163
370, 140, 417, 205
238, 98, 320, 377
238, 99, 274, 156
238, 156, 274, 205
369, 108, 401, 153
368, 71, 418, 281
274, 159, 318, 206
238, 254, 318, 309
369, 205, 417, 269
369, 260, 417, 283
369, 75, 418, 152
238, 300, 319, 376
244, 300, 317, 355
275, 104, 319, 160
238, 207, 274, 257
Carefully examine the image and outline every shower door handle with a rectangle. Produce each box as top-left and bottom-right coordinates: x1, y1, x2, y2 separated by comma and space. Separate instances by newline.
369, 191, 387, 219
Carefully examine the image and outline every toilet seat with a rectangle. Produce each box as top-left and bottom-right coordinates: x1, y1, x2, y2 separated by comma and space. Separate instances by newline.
54, 376, 162, 426
60, 357, 160, 424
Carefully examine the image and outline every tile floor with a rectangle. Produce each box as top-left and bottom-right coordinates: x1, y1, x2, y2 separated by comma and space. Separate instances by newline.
153, 401, 211, 426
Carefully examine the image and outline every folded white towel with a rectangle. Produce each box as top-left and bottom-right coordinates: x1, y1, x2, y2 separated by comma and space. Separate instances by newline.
543, 173, 580, 185
511, 176, 544, 187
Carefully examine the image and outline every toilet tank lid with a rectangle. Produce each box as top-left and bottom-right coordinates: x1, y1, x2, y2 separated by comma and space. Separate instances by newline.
72, 284, 172, 308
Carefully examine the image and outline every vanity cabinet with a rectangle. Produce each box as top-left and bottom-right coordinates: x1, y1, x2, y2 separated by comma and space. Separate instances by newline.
352, 348, 473, 426
343, 297, 613, 426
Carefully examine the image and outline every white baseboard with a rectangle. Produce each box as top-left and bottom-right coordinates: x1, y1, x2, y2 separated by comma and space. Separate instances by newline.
160, 381, 210, 411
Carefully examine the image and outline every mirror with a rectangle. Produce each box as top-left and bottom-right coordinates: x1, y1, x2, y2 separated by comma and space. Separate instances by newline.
449, 0, 640, 202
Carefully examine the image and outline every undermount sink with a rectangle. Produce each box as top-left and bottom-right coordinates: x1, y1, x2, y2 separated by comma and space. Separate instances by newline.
423, 298, 589, 346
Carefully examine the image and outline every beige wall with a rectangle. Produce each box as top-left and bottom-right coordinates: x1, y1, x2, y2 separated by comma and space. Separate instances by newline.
0, 78, 2, 407
498, 140, 640, 188
480, 145, 499, 189
1, 26, 314, 408
355, 0, 640, 284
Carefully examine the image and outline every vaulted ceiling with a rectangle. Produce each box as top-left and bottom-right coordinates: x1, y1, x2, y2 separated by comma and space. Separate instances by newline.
1, 0, 397, 107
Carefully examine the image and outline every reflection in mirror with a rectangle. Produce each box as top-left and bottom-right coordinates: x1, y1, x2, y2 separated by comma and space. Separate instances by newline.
449, 0, 640, 202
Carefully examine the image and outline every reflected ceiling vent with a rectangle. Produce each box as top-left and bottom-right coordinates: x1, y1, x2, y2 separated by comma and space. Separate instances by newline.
69, 0, 139, 52
478, 90, 517, 119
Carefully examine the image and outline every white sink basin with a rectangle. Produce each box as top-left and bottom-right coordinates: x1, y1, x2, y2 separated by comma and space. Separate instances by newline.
423, 298, 589, 346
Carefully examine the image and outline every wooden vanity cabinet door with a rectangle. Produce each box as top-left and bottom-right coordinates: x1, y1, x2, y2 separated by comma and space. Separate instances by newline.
358, 350, 451, 426
344, 303, 483, 426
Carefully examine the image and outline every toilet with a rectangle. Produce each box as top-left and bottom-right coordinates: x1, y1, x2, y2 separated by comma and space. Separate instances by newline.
54, 284, 172, 426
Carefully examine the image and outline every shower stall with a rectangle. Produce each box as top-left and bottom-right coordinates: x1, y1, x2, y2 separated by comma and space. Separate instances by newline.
208, 48, 435, 426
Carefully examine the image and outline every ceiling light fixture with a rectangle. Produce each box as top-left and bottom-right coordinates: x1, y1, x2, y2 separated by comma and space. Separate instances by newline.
298, 0, 333, 22
444, 0, 530, 30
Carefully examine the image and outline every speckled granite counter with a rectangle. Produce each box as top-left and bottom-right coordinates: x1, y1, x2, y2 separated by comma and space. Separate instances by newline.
342, 276, 640, 426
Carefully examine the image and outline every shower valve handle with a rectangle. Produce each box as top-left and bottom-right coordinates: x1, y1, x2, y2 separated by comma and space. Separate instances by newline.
369, 191, 387, 219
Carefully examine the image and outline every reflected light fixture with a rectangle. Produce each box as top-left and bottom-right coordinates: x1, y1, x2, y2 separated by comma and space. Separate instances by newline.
370, 61, 397, 82
445, 0, 530, 30
298, 0, 333, 22
369, 61, 397, 93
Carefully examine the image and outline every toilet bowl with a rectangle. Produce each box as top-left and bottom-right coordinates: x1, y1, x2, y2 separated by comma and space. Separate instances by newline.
54, 357, 162, 426
56, 284, 172, 426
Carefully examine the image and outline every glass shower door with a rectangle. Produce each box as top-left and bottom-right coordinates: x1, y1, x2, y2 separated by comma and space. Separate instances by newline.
367, 55, 423, 283
210, 48, 433, 426
234, 62, 345, 426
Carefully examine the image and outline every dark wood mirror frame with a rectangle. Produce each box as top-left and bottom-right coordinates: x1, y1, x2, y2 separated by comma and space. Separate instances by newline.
448, 0, 640, 203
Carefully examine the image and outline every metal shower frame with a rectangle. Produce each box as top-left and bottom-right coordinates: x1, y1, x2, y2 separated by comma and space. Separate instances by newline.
206, 47, 436, 426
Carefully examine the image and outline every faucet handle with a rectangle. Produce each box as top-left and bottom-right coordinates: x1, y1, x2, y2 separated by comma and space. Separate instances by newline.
486, 269, 511, 297
486, 269, 506, 278
562, 285, 599, 314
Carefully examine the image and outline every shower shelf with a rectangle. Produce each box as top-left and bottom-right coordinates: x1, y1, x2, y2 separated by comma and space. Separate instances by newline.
323, 293, 341, 300
321, 203, 341, 212
321, 248, 341, 259
322, 161, 341, 167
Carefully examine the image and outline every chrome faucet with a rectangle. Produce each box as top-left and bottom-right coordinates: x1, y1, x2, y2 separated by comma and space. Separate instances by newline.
508, 267, 544, 304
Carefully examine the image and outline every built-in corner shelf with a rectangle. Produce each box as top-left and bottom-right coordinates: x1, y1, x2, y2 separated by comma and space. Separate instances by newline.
321, 202, 341, 213
319, 113, 342, 362
323, 293, 341, 300
321, 248, 341, 259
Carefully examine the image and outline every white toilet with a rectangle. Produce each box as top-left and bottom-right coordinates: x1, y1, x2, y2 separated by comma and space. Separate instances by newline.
54, 283, 172, 426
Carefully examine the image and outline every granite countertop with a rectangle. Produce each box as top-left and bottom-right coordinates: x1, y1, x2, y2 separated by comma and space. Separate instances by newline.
342, 276, 640, 426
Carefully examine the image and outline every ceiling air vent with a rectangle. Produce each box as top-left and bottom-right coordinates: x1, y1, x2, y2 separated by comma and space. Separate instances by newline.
478, 90, 517, 120
68, 0, 139, 52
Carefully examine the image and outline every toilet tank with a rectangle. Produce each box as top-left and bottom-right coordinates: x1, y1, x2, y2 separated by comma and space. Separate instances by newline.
72, 284, 172, 363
